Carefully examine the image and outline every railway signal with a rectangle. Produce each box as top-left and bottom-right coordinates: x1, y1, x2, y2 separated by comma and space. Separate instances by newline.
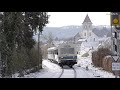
111, 12, 120, 26
111, 12, 120, 78
111, 12, 120, 55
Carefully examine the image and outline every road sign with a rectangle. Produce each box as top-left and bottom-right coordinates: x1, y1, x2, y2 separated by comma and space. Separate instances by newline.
112, 62, 120, 70
111, 12, 120, 26
112, 56, 119, 61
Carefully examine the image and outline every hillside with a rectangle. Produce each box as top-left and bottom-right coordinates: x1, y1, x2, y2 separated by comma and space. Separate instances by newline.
42, 26, 82, 39
33, 25, 111, 41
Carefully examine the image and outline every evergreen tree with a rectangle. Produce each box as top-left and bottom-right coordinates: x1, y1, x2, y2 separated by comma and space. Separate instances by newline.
0, 12, 49, 77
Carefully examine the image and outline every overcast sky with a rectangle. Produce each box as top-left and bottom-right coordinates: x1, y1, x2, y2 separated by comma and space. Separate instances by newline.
46, 12, 110, 27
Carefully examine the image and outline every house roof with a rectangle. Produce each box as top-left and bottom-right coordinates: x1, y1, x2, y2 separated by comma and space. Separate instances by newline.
82, 14, 92, 24
106, 31, 111, 37
92, 28, 110, 37
74, 32, 80, 38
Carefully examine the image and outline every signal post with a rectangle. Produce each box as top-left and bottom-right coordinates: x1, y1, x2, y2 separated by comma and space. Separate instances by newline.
111, 12, 120, 78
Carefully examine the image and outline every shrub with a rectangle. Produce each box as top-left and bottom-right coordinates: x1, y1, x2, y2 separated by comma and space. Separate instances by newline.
10, 46, 42, 76
92, 47, 112, 68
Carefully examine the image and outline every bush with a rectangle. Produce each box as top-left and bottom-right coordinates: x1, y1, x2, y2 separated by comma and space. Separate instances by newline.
92, 51, 99, 67
11, 46, 42, 76
92, 47, 112, 68
41, 44, 48, 59
102, 56, 112, 72
92, 47, 120, 76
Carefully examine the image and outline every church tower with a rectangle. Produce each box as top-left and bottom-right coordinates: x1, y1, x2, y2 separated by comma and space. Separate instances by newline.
82, 14, 92, 39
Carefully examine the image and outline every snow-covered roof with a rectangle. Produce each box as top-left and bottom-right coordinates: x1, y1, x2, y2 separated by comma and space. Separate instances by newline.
47, 47, 57, 51
74, 32, 80, 38
92, 28, 110, 37
78, 38, 86, 41
81, 41, 99, 50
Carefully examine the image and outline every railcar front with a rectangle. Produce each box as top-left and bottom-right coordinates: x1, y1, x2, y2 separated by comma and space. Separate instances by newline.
58, 44, 77, 67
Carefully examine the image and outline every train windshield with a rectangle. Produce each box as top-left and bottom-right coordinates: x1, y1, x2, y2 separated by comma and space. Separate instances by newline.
60, 48, 74, 54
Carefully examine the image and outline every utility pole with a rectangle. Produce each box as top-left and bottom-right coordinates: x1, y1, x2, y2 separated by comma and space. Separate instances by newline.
0, 52, 1, 76
38, 31, 40, 69
38, 31, 42, 70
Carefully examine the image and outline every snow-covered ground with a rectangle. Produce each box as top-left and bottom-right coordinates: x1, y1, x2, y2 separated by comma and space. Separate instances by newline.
11, 56, 115, 78
76, 55, 115, 78
10, 36, 116, 78
12, 60, 62, 78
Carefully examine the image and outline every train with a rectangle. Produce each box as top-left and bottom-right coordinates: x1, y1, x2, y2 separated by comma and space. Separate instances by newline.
47, 43, 77, 67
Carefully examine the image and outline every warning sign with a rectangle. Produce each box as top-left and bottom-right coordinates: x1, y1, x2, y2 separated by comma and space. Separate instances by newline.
111, 12, 120, 26
112, 56, 119, 62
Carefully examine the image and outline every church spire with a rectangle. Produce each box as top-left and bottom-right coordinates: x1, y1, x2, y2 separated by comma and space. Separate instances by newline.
82, 14, 92, 24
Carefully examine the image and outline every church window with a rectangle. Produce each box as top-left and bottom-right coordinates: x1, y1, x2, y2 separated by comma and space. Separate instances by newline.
89, 25, 91, 28
84, 25, 87, 29
89, 32, 91, 36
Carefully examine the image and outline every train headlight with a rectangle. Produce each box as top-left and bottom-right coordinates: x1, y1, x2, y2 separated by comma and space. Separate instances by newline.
59, 57, 63, 59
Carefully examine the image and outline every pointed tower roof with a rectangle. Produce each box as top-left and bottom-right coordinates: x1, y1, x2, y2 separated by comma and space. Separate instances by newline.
82, 14, 92, 24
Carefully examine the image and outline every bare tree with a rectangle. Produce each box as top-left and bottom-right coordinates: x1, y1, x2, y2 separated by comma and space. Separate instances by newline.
41, 32, 55, 59
42, 32, 55, 48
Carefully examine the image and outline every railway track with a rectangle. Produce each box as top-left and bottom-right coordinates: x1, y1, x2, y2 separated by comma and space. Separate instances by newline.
59, 68, 64, 78
72, 67, 77, 78
59, 66, 77, 78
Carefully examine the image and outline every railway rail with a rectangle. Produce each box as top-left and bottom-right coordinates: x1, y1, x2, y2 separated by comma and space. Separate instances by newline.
59, 66, 77, 78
